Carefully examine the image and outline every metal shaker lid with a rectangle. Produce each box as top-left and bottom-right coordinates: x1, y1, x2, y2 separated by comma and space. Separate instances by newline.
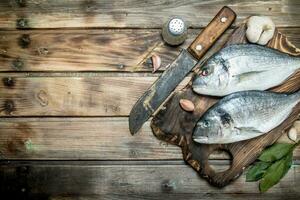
162, 17, 187, 46
168, 18, 185, 36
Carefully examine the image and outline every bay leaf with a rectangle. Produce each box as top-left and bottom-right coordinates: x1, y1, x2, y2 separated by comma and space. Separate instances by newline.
259, 152, 293, 192
246, 161, 271, 182
258, 143, 294, 162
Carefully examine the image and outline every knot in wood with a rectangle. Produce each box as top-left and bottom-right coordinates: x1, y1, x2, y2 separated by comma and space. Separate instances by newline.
2, 77, 15, 87
161, 180, 176, 192
18, 34, 31, 48
37, 47, 49, 56
36, 90, 49, 107
129, 149, 139, 158
117, 64, 125, 69
4, 100, 15, 115
16, 0, 27, 7
16, 18, 29, 29
12, 59, 24, 70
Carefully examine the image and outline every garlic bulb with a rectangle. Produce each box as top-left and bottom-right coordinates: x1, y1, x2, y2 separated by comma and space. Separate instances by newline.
246, 16, 275, 45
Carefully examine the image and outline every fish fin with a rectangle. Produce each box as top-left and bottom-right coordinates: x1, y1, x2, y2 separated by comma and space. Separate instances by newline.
234, 126, 264, 136
232, 70, 268, 83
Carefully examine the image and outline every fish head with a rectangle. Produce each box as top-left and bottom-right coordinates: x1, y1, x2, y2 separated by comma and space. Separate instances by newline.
193, 109, 233, 144
192, 56, 229, 96
192, 115, 221, 143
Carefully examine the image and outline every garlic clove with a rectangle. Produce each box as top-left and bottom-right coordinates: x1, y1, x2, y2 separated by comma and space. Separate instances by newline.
179, 99, 195, 112
246, 26, 262, 43
257, 30, 274, 45
257, 24, 275, 45
288, 126, 298, 142
294, 120, 300, 132
151, 54, 162, 73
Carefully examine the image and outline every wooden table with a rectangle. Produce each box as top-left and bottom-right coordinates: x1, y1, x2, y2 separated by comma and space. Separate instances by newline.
0, 1, 299, 199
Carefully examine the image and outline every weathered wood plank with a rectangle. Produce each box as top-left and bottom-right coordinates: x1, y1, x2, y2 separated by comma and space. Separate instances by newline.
0, 29, 165, 72
0, 75, 189, 116
0, 118, 179, 160
0, 117, 299, 160
0, 28, 299, 72
0, 0, 299, 29
0, 162, 299, 199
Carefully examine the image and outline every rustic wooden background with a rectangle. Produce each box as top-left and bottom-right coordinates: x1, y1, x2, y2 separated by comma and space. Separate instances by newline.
0, 0, 299, 199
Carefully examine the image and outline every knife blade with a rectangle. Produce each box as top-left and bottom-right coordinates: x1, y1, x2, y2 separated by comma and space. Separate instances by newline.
129, 6, 236, 135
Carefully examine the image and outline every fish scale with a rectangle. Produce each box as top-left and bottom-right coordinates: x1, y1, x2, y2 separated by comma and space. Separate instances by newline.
193, 90, 300, 144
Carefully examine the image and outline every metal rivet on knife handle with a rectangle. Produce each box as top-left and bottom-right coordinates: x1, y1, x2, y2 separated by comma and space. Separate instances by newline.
187, 6, 236, 60
196, 44, 203, 51
221, 17, 228, 23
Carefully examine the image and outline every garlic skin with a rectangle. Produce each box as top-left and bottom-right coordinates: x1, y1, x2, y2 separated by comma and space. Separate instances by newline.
151, 54, 162, 73
294, 120, 300, 132
246, 16, 275, 45
179, 99, 195, 112
288, 126, 298, 142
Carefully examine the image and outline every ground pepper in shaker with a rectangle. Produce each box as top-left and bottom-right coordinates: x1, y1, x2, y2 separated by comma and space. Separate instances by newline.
162, 17, 188, 46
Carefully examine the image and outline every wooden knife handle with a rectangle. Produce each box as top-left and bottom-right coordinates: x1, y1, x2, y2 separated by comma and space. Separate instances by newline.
187, 6, 236, 60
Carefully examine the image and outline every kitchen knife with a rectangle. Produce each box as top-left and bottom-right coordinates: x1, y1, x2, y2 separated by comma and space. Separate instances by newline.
129, 6, 236, 135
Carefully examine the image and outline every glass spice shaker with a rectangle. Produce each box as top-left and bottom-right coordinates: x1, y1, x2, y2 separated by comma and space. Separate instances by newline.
161, 17, 188, 46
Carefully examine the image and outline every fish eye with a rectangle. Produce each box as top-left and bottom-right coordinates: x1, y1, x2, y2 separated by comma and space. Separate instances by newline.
204, 120, 210, 127
199, 120, 210, 128
201, 68, 209, 76
200, 67, 213, 76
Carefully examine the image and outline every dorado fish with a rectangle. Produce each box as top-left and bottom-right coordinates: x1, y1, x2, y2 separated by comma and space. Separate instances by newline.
192, 44, 300, 96
193, 90, 300, 144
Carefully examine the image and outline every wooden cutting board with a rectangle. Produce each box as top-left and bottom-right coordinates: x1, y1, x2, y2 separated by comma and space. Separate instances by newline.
151, 23, 300, 187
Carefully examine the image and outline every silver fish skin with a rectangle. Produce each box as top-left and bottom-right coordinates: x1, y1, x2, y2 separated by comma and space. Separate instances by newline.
192, 44, 300, 96
193, 90, 300, 144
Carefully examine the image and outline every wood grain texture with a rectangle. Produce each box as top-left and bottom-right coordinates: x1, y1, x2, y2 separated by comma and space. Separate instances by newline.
0, 118, 178, 160
0, 28, 299, 72
0, 117, 298, 160
0, 0, 300, 29
151, 24, 300, 187
0, 0, 299, 196
0, 76, 189, 116
0, 162, 299, 200
187, 6, 236, 60
0, 29, 164, 72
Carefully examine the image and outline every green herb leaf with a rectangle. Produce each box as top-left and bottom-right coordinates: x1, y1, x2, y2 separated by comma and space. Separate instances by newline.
246, 161, 271, 182
258, 143, 294, 162
259, 152, 293, 192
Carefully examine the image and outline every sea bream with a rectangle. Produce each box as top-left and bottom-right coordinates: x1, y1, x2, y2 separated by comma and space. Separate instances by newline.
192, 44, 300, 96
193, 90, 300, 144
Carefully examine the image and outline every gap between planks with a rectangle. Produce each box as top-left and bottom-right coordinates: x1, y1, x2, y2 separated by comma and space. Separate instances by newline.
0, 160, 299, 166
